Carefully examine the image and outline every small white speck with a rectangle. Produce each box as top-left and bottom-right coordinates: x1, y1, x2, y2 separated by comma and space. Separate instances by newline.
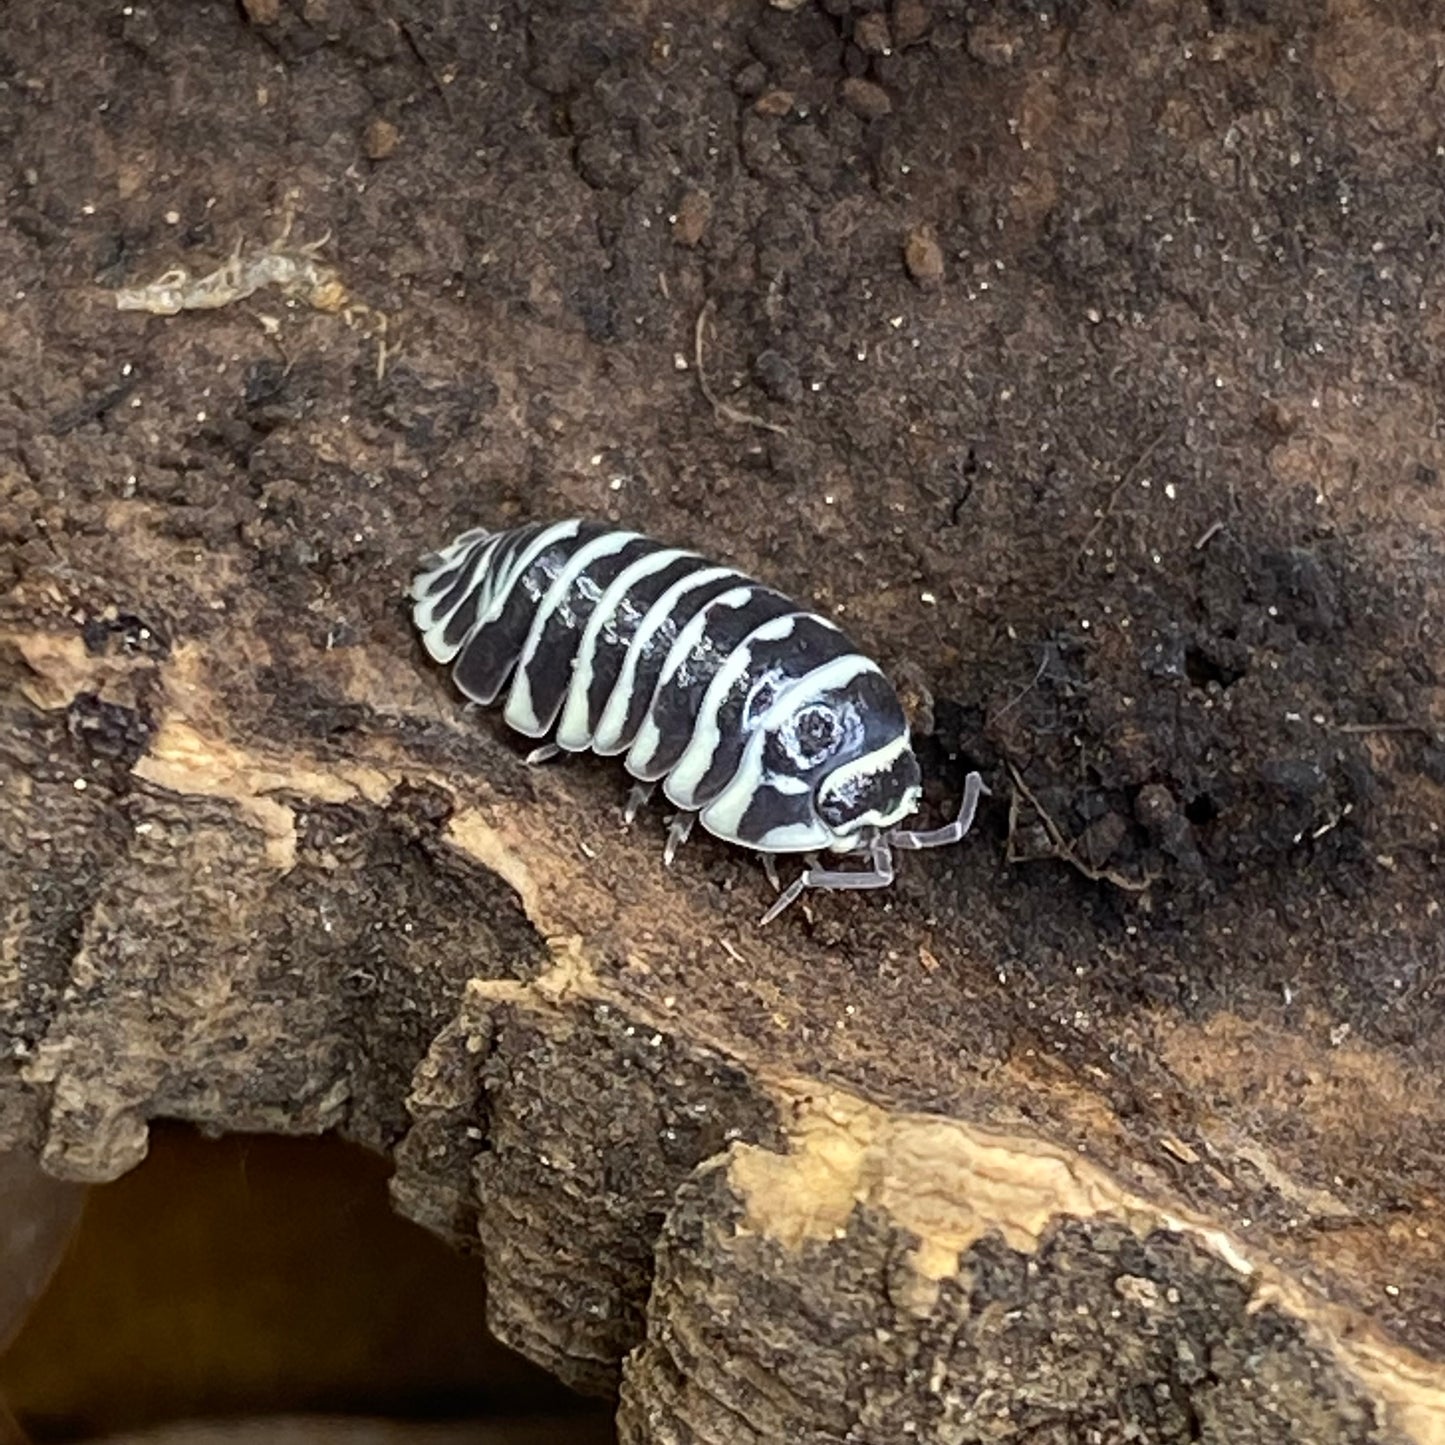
823, 494, 836, 505
590, 453, 603, 466
73, 778, 87, 792
920, 591, 937, 605
195, 410, 207, 423
81, 203, 95, 216
673, 352, 688, 371
608, 476, 624, 492
1164, 482, 1176, 500
164, 209, 180, 225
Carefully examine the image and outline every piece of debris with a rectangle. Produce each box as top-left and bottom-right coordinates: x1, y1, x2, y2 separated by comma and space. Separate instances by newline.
968, 21, 1022, 68
115, 234, 347, 317
892, 0, 933, 48
841, 77, 893, 119
672, 190, 712, 248
903, 223, 945, 287
891, 658, 936, 736
853, 13, 892, 55
114, 204, 392, 379
754, 89, 795, 118
363, 117, 400, 161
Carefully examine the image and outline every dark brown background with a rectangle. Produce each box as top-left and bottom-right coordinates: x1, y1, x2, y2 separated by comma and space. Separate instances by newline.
2, 0, 1443, 1440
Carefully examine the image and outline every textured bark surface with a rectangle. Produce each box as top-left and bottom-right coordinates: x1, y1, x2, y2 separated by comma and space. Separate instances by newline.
2, 0, 1444, 1441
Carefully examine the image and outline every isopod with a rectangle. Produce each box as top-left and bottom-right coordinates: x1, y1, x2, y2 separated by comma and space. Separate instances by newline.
410, 519, 985, 922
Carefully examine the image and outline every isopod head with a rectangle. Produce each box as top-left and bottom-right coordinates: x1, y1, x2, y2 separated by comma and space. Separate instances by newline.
700, 655, 923, 854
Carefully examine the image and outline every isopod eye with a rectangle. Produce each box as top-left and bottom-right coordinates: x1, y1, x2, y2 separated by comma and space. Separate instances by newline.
762, 702, 848, 776
794, 704, 840, 758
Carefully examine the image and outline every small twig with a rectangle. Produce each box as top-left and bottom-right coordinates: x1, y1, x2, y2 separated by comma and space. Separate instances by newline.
1194, 519, 1226, 550
1074, 428, 1170, 570
1333, 721, 1437, 737
717, 937, 747, 966
1003, 759, 1156, 893
990, 647, 1053, 725
1309, 804, 1352, 842
694, 300, 789, 436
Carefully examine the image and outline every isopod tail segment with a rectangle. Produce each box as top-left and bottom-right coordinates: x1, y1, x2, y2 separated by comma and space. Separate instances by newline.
759, 769, 989, 925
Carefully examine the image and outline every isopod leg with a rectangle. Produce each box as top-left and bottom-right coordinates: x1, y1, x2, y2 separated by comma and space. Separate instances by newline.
760, 837, 896, 926
760, 854, 782, 895
890, 770, 988, 851
524, 742, 563, 766
663, 812, 696, 867
622, 782, 656, 826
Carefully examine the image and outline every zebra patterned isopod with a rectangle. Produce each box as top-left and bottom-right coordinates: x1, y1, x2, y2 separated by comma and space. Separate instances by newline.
410, 519, 985, 922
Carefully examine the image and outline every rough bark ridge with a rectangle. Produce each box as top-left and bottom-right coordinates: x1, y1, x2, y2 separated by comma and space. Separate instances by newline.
2, 0, 1444, 1440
